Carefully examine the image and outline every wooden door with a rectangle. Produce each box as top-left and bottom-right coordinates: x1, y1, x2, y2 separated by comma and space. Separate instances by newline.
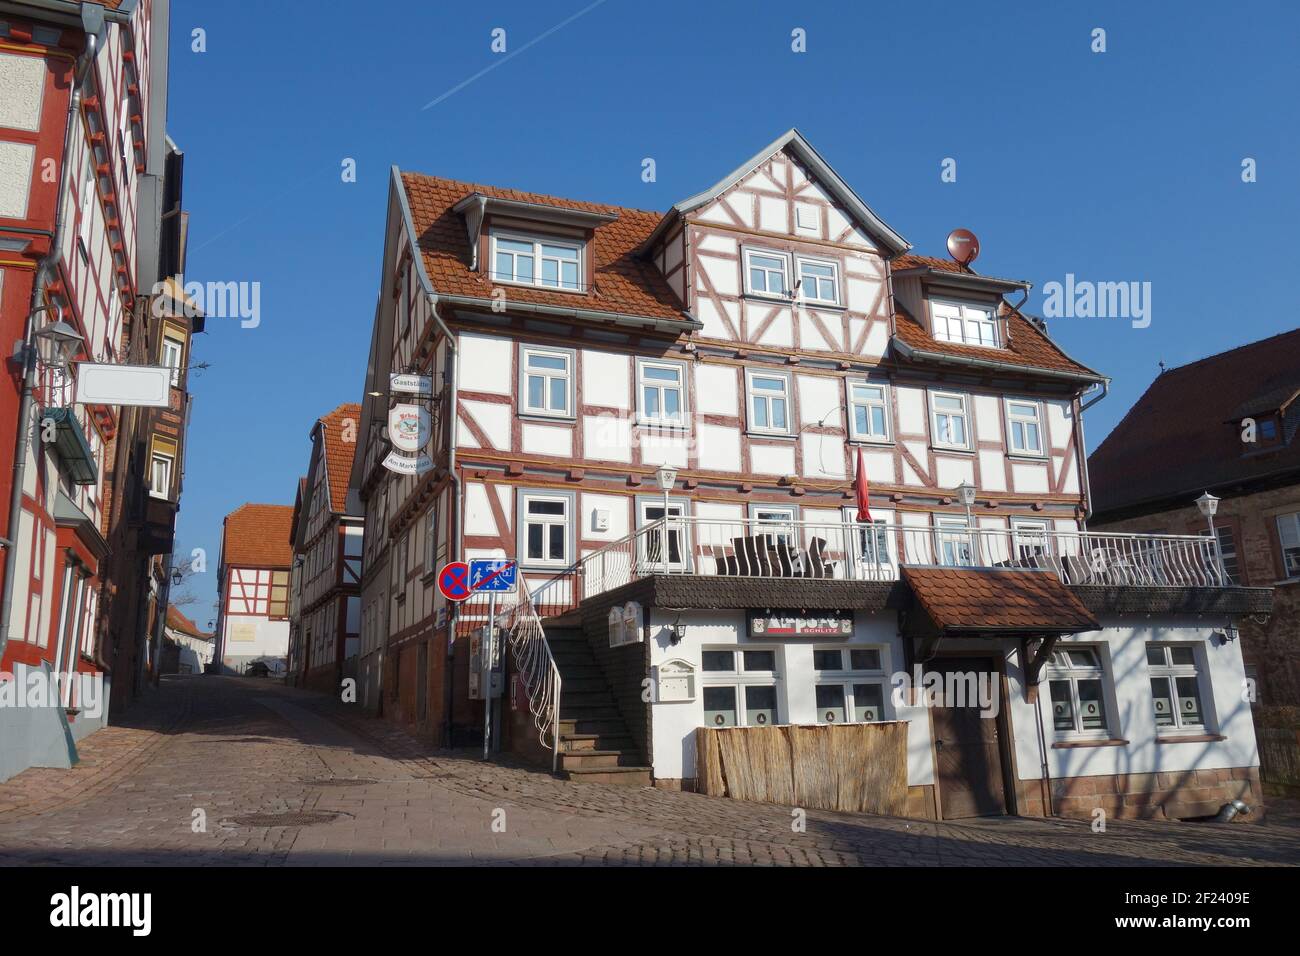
930, 657, 1006, 819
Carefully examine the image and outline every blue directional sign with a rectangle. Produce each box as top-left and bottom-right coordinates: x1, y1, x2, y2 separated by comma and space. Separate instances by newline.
469, 559, 518, 594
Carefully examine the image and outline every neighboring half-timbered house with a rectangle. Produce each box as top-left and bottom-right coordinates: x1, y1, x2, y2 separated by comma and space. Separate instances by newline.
214, 503, 293, 676
287, 404, 363, 692
350, 130, 1271, 822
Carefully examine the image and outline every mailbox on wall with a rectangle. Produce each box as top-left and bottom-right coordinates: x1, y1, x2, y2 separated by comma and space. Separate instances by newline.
656, 659, 696, 703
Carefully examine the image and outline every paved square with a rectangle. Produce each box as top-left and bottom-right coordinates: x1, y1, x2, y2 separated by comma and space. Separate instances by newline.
0, 676, 1296, 867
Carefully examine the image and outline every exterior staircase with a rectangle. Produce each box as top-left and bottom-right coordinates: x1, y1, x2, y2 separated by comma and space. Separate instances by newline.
545, 628, 651, 786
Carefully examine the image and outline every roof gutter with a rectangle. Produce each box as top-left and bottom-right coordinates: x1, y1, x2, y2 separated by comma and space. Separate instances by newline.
440, 293, 703, 335
893, 266, 1030, 294
890, 336, 1108, 386
1075, 379, 1108, 525
0, 0, 134, 25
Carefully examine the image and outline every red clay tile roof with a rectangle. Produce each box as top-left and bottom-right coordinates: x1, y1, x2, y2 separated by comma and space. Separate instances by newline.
221, 503, 294, 569
891, 255, 1100, 380
399, 172, 686, 322
902, 567, 1099, 632
1089, 328, 1300, 519
319, 403, 360, 514
166, 605, 211, 639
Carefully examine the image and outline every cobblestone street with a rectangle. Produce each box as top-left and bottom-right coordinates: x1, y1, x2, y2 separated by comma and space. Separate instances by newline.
1, 676, 1297, 867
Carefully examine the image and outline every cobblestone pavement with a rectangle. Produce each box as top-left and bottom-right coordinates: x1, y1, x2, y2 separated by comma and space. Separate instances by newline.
0, 675, 1297, 866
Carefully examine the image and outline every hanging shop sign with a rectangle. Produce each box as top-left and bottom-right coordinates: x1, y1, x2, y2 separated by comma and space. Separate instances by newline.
388, 402, 431, 452
390, 372, 433, 394
381, 449, 434, 475
748, 610, 854, 638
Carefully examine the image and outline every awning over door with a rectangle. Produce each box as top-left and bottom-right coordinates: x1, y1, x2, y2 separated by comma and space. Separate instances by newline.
901, 566, 1100, 635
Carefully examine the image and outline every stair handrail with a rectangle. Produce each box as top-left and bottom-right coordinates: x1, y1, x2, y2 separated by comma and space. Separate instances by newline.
499, 576, 563, 772
500, 519, 668, 773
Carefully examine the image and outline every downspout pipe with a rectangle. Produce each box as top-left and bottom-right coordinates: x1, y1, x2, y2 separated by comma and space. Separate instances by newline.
1076, 379, 1109, 526
0, 23, 99, 664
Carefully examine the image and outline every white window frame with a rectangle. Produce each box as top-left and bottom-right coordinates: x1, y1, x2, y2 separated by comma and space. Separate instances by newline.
745, 368, 793, 435
637, 497, 690, 571
1206, 522, 1237, 582
520, 492, 572, 568
811, 645, 887, 724
635, 357, 688, 427
749, 504, 797, 549
847, 380, 892, 443
490, 230, 584, 292
930, 298, 1000, 348
1043, 646, 1113, 740
842, 509, 894, 569
162, 337, 184, 386
1005, 398, 1045, 457
795, 256, 840, 306
148, 451, 173, 499
519, 345, 574, 419
423, 502, 439, 576
1146, 643, 1210, 733
1276, 512, 1300, 580
934, 515, 976, 567
701, 647, 781, 728
743, 248, 790, 299
929, 390, 972, 450
1011, 518, 1051, 566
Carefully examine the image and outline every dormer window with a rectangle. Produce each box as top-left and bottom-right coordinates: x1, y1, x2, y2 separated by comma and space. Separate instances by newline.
931, 299, 999, 348
491, 232, 582, 291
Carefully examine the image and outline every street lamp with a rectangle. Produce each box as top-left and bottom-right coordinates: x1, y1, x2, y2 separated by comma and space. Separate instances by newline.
1196, 491, 1226, 582
33, 318, 85, 370
955, 482, 976, 522
954, 482, 977, 565
654, 465, 677, 569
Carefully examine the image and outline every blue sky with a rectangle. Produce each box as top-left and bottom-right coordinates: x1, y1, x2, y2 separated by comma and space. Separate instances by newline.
167, 0, 1299, 620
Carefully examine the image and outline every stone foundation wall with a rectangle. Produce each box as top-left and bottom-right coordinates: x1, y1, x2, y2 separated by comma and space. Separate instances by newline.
1029, 766, 1262, 822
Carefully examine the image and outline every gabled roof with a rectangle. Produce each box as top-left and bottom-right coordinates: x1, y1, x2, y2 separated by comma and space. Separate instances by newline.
398, 171, 688, 325
166, 605, 212, 640
1089, 328, 1300, 519
221, 503, 294, 569
890, 254, 1104, 382
644, 128, 909, 256
318, 403, 361, 514
902, 567, 1099, 633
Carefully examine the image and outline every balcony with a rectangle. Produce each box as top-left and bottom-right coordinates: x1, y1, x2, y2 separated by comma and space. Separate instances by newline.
526, 517, 1231, 613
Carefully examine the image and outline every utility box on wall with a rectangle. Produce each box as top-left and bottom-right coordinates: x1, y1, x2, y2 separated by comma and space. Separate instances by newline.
468, 628, 503, 700
608, 601, 643, 647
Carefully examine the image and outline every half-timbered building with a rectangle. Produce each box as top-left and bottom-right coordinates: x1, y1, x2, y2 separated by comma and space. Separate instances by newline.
287, 403, 363, 691
0, 0, 184, 781
350, 130, 1271, 821
213, 503, 293, 676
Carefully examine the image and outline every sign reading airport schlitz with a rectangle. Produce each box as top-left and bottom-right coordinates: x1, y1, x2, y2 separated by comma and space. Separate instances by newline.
748, 610, 854, 637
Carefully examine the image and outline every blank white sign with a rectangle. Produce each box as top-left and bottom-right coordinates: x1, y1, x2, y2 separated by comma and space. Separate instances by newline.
74, 363, 171, 407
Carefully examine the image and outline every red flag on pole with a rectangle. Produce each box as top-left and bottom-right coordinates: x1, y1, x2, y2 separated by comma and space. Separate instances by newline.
854, 446, 873, 522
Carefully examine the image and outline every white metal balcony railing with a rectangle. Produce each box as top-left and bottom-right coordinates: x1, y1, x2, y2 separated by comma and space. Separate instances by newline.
524, 516, 1229, 615
484, 517, 1226, 766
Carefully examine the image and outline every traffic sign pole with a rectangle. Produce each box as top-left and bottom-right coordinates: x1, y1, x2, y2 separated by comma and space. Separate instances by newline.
483, 592, 496, 759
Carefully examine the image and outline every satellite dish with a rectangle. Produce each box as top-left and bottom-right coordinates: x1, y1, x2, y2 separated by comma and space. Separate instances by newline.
946, 228, 980, 268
